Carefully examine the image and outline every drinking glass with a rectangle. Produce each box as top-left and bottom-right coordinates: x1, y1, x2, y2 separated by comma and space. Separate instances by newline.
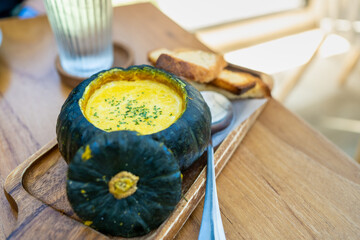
44, 0, 113, 77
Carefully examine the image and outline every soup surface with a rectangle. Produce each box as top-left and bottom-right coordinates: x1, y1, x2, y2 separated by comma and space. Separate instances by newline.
84, 80, 184, 134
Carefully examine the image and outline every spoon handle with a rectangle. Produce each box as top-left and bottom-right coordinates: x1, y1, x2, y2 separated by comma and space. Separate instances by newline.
198, 140, 226, 240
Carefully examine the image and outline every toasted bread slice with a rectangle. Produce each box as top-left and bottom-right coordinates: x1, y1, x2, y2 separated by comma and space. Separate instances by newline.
153, 49, 227, 83
147, 48, 271, 98
147, 48, 173, 65
238, 77, 271, 98
211, 70, 257, 95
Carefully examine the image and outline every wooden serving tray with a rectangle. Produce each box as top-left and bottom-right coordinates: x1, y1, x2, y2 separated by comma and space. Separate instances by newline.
4, 100, 267, 239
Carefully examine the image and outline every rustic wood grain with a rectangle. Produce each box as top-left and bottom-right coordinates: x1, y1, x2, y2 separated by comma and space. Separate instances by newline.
175, 100, 360, 240
4, 101, 265, 239
0, 16, 69, 240
0, 2, 360, 240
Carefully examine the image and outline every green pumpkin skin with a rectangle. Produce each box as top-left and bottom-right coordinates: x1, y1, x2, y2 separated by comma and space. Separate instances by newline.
56, 65, 211, 170
67, 131, 182, 237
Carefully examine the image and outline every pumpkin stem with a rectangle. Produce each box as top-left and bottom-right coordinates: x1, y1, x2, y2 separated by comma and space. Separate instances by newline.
109, 171, 139, 199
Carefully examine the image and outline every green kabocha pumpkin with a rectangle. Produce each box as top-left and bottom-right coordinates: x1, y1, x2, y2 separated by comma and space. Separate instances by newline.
56, 65, 211, 170
67, 131, 182, 237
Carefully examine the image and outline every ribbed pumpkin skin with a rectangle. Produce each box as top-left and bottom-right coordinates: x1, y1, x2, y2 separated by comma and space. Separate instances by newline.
56, 65, 211, 170
67, 131, 182, 237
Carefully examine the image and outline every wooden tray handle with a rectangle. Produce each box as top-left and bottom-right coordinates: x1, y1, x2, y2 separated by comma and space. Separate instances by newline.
4, 139, 103, 240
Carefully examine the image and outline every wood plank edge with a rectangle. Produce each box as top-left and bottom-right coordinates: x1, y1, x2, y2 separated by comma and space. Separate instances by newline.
4, 139, 58, 210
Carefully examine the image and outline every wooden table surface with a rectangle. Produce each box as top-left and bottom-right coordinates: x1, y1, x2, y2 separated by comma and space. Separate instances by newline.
1, 3, 360, 239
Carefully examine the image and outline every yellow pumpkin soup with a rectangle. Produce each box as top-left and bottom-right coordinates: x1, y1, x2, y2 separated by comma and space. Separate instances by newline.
83, 80, 184, 134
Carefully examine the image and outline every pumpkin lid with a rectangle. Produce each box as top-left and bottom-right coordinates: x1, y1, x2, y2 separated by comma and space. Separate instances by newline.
67, 131, 182, 237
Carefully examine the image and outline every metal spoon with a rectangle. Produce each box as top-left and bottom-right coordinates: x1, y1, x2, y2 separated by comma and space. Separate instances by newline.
199, 91, 233, 240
